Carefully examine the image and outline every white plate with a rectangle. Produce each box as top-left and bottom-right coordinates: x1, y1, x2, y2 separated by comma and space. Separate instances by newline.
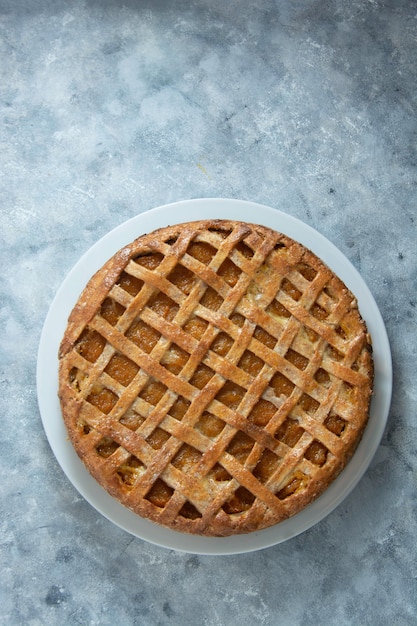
37, 198, 392, 555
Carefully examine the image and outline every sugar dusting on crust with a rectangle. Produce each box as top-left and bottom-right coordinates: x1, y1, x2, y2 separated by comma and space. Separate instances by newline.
102, 246, 132, 289
119, 246, 132, 260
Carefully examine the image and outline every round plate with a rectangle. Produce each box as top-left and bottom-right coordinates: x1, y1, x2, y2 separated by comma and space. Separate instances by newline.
37, 198, 392, 555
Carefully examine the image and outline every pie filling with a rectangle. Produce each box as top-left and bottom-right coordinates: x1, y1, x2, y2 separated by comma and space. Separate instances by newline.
59, 220, 373, 535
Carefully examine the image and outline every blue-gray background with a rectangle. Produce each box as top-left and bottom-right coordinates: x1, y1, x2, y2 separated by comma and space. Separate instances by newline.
1, 1, 416, 624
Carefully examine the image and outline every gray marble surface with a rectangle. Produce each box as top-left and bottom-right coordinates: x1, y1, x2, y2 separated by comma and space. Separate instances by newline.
1, 0, 416, 624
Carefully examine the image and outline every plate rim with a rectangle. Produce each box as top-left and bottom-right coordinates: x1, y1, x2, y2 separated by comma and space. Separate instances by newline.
37, 198, 392, 555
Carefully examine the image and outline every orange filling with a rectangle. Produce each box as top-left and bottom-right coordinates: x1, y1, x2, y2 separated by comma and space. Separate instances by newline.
311, 302, 328, 320
195, 412, 224, 437
189, 364, 214, 389
179, 501, 202, 519
118, 270, 143, 295
270, 372, 295, 398
298, 393, 319, 415
324, 413, 347, 436
253, 448, 280, 483
145, 479, 174, 508
139, 380, 167, 405
100, 298, 125, 325
276, 472, 306, 500
96, 437, 119, 458
267, 299, 291, 319
187, 241, 217, 264
200, 287, 223, 311
248, 399, 276, 427
275, 418, 304, 447
218, 258, 241, 286
211, 332, 234, 356
171, 444, 202, 471
315, 368, 330, 385
87, 386, 118, 414
161, 344, 189, 374
281, 278, 301, 300
296, 262, 317, 281
285, 348, 308, 370
215, 381, 245, 410
305, 440, 328, 466
117, 456, 145, 485
223, 487, 255, 514
168, 396, 190, 420
226, 431, 254, 464
105, 353, 138, 386
76, 328, 105, 362
126, 319, 161, 352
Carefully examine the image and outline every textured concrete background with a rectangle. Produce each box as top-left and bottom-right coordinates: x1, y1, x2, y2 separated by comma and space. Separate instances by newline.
1, 1, 416, 624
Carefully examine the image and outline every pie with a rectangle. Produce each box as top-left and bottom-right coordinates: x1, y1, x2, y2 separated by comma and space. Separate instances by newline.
58, 219, 373, 536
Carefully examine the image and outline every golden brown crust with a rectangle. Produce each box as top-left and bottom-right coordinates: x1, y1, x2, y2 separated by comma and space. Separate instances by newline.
58, 219, 373, 536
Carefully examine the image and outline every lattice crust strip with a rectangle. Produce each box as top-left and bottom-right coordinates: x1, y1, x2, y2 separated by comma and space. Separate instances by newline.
59, 219, 373, 536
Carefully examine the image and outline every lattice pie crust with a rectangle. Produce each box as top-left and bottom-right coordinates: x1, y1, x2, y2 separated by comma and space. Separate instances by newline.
58, 220, 373, 536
